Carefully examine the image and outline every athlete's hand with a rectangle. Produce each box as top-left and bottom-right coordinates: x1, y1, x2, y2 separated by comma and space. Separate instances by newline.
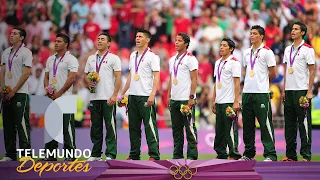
211, 102, 216, 114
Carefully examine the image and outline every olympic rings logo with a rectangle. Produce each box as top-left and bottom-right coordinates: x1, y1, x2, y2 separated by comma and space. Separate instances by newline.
168, 165, 197, 179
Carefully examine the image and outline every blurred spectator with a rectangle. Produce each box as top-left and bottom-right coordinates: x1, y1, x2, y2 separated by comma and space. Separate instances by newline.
171, 8, 192, 42
197, 85, 213, 130
145, 8, 165, 46
28, 63, 45, 96
217, 9, 231, 32
198, 55, 213, 87
265, 17, 282, 48
117, 0, 132, 49
248, 9, 266, 28
47, 0, 70, 28
69, 33, 82, 58
39, 13, 52, 46
131, 0, 146, 35
83, 13, 101, 42
71, 0, 89, 28
28, 35, 42, 54
311, 26, 320, 62
202, 16, 224, 56
5, 0, 19, 26
259, 3, 270, 24
80, 33, 94, 55
91, 0, 112, 33
163, 6, 175, 43
69, 12, 83, 41
26, 15, 43, 45
38, 43, 51, 67
0, 15, 8, 58
229, 8, 246, 44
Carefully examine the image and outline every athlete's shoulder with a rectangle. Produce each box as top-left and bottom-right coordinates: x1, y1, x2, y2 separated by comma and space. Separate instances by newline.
187, 52, 193, 57
262, 45, 271, 50
230, 56, 238, 61
3, 47, 11, 54
302, 43, 312, 49
129, 51, 137, 58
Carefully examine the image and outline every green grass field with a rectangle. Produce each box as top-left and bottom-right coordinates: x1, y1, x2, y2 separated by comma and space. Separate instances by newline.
2, 154, 320, 161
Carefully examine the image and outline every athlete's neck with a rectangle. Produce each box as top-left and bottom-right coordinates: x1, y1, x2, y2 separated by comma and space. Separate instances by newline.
221, 54, 231, 61
56, 50, 67, 58
293, 38, 303, 49
177, 50, 187, 58
137, 45, 148, 55
252, 42, 263, 52
98, 49, 108, 57
12, 42, 22, 51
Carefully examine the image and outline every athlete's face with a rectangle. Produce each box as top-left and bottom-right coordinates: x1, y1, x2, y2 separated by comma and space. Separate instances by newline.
250, 29, 263, 44
175, 35, 187, 51
291, 24, 304, 40
219, 41, 233, 57
54, 37, 68, 52
9, 29, 24, 44
135, 32, 150, 48
97, 35, 110, 51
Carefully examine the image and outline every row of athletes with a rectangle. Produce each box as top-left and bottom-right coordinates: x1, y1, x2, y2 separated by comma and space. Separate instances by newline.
0, 21, 314, 162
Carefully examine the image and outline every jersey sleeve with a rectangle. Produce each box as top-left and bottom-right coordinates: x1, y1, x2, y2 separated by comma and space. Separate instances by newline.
84, 57, 91, 73
306, 48, 315, 65
266, 50, 276, 67
232, 61, 241, 78
68, 56, 79, 72
22, 49, 33, 67
187, 56, 198, 71
113, 55, 122, 71
151, 55, 160, 72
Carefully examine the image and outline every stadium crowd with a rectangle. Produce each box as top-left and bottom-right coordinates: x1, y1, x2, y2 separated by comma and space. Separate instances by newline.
1, 0, 320, 129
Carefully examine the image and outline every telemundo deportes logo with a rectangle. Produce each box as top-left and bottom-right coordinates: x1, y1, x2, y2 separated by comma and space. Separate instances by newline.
16, 95, 92, 176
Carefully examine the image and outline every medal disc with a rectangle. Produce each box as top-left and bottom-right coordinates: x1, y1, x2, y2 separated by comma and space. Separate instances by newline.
217, 82, 222, 89
52, 77, 57, 84
134, 74, 140, 81
288, 67, 294, 74
249, 70, 255, 77
173, 78, 178, 85
7, 71, 12, 79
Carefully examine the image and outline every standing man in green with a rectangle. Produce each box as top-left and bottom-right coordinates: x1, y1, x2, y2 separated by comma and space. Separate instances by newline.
240, 25, 277, 161
121, 29, 160, 160
211, 37, 242, 160
167, 33, 198, 160
282, 21, 315, 162
0, 27, 32, 161
42, 33, 79, 161
85, 33, 121, 161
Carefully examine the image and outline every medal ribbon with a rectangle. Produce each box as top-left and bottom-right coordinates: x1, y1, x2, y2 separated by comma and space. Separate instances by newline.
135, 48, 149, 74
173, 51, 187, 78
8, 44, 23, 72
217, 60, 227, 82
250, 48, 261, 70
289, 45, 303, 67
96, 51, 109, 73
53, 53, 66, 77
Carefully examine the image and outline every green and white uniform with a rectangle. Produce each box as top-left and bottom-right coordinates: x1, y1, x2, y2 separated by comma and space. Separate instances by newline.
1, 44, 32, 160
283, 40, 315, 161
169, 51, 198, 160
242, 44, 277, 161
127, 48, 160, 160
44, 51, 79, 157
213, 55, 242, 159
84, 51, 121, 159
